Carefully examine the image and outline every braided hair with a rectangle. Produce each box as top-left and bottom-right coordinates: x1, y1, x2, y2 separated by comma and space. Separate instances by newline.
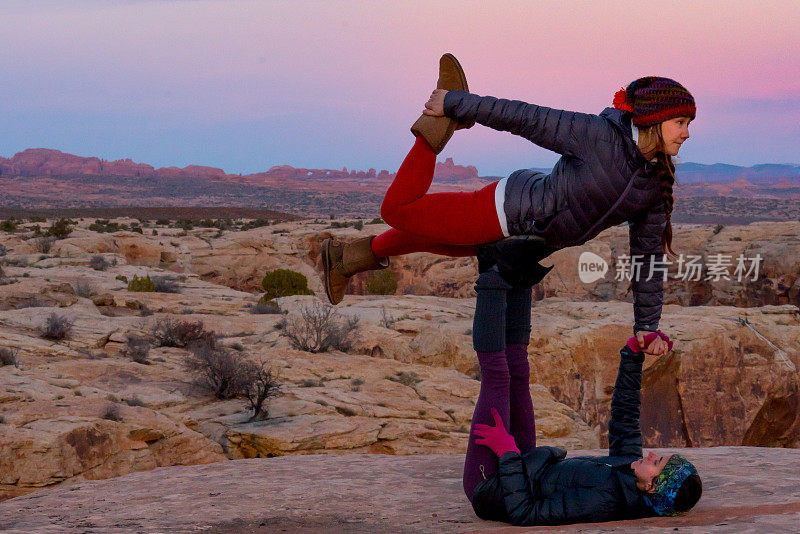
637, 123, 677, 258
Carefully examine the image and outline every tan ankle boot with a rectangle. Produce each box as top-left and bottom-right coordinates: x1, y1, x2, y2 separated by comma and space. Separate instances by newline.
321, 236, 389, 305
410, 53, 469, 154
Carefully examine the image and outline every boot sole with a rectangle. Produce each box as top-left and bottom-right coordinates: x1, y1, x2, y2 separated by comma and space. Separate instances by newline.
436, 53, 468, 152
411, 53, 469, 154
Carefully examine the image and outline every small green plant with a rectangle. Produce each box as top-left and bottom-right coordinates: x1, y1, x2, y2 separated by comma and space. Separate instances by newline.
0, 220, 17, 233
116, 275, 129, 284
712, 224, 724, 235
365, 269, 397, 295
128, 274, 156, 292
352, 219, 363, 231
261, 269, 314, 301
28, 216, 46, 223
367, 217, 384, 225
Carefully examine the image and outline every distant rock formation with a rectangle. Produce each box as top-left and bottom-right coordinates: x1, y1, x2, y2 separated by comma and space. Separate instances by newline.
0, 149, 225, 181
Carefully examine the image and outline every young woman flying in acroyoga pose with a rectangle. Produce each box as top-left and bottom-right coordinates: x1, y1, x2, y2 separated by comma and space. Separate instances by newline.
321, 53, 694, 351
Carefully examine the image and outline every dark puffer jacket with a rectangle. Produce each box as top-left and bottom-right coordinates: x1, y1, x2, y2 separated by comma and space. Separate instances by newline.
443, 91, 666, 333
470, 347, 654, 526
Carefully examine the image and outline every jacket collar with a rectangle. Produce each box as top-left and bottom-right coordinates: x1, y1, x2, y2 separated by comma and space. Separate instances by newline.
600, 107, 653, 168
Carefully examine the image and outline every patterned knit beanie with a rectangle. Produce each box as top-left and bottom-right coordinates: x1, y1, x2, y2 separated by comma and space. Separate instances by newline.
643, 454, 700, 516
613, 77, 696, 127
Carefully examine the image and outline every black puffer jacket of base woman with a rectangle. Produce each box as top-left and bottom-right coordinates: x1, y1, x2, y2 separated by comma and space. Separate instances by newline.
443, 90, 666, 334
470, 347, 655, 525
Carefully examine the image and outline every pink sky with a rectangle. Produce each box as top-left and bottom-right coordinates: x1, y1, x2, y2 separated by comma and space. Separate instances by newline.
1, 0, 798, 175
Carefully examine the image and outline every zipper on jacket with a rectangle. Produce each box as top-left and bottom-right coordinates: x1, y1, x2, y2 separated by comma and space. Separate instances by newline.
479, 465, 487, 480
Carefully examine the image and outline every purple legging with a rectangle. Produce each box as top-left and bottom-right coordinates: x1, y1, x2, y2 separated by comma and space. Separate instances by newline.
463, 272, 537, 501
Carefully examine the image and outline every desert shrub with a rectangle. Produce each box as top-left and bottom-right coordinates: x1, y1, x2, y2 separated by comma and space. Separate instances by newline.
28, 216, 46, 223
125, 334, 150, 364
240, 218, 270, 231
16, 297, 47, 309
367, 217, 384, 225
249, 300, 281, 314
176, 219, 193, 230
46, 218, 74, 239
127, 274, 155, 292
713, 224, 724, 235
152, 229, 158, 236
156, 218, 170, 225
124, 396, 146, 407
152, 318, 215, 348
41, 313, 74, 340
352, 219, 363, 231
89, 255, 110, 271
116, 275, 128, 283
102, 403, 122, 421
89, 221, 125, 233
279, 301, 360, 353
131, 227, 143, 234
152, 276, 180, 293
389, 371, 422, 387
261, 269, 314, 301
241, 361, 282, 421
0, 347, 19, 367
4, 256, 28, 267
730, 236, 742, 241
73, 280, 92, 298
365, 269, 397, 295
30, 236, 56, 253
182, 343, 245, 399
0, 220, 17, 233
0, 243, 6, 256
299, 378, 324, 387
379, 307, 396, 329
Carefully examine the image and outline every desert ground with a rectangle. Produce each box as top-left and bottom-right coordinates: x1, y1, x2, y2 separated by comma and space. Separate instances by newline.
1, 215, 799, 532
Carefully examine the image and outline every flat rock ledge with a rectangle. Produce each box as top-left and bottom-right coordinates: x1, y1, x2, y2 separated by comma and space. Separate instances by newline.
0, 447, 798, 533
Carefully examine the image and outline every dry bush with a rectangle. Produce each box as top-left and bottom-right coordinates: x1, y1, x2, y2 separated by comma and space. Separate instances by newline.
389, 371, 422, 388
279, 301, 359, 353
16, 298, 48, 309
379, 307, 396, 329
101, 403, 122, 421
0, 347, 19, 367
152, 318, 215, 348
249, 301, 281, 314
242, 361, 282, 421
125, 334, 150, 364
89, 255, 110, 271
182, 342, 241, 399
73, 280, 92, 298
152, 276, 180, 293
30, 236, 56, 254
41, 313, 74, 340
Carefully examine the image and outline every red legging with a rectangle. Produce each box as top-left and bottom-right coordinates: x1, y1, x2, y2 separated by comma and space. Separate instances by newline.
371, 136, 504, 258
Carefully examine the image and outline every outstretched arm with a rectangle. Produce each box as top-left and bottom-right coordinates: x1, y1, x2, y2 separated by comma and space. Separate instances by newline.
609, 333, 671, 457
628, 200, 667, 336
440, 89, 608, 157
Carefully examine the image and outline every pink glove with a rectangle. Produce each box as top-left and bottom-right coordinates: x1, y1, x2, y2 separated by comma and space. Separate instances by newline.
626, 329, 674, 353
472, 407, 520, 457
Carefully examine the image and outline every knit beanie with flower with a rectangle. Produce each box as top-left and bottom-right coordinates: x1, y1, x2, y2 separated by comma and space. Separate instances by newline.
613, 77, 696, 127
